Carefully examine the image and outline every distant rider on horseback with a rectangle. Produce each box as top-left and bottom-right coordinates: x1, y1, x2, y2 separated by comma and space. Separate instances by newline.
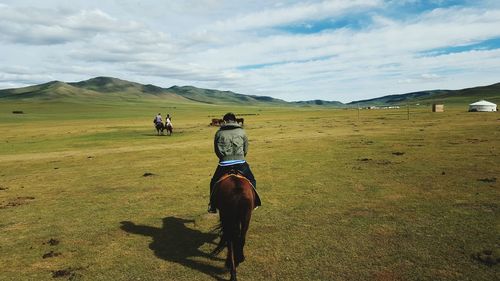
154, 113, 163, 124
208, 112, 260, 213
166, 114, 173, 128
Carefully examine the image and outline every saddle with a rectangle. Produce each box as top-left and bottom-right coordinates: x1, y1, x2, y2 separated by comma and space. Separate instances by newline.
213, 169, 261, 209
215, 169, 248, 185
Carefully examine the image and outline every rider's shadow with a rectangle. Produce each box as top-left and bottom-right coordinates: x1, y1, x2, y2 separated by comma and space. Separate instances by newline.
120, 217, 225, 280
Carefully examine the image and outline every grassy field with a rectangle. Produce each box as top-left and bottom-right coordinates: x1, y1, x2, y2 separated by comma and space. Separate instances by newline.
0, 99, 498, 281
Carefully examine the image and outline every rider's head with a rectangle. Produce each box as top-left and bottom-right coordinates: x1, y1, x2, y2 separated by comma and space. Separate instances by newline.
223, 112, 236, 122
158, 113, 161, 115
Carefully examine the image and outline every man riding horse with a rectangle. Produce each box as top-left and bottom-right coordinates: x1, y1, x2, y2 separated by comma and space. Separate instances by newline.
154, 113, 163, 124
153, 113, 165, 135
208, 112, 261, 213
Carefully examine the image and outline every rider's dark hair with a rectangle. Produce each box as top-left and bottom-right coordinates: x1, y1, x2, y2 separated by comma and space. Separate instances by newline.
223, 112, 236, 122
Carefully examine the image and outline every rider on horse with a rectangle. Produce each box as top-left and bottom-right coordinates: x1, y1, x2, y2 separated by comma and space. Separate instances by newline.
208, 112, 261, 213
154, 113, 163, 124
166, 114, 173, 127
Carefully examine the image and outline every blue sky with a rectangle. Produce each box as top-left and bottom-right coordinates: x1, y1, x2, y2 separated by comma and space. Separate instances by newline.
0, 0, 499, 102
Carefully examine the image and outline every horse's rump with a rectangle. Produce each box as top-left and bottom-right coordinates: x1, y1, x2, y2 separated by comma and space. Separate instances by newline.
154, 122, 165, 135
165, 123, 173, 134
155, 122, 164, 129
212, 172, 256, 211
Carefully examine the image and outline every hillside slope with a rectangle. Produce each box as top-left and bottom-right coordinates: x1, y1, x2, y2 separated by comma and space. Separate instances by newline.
0, 76, 287, 105
0, 77, 189, 103
0, 81, 103, 100
166, 85, 287, 105
1, 77, 498, 106
349, 83, 500, 106
293, 100, 345, 106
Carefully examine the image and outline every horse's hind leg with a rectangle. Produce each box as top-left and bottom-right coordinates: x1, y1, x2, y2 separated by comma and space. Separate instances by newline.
237, 213, 251, 265
236, 196, 252, 265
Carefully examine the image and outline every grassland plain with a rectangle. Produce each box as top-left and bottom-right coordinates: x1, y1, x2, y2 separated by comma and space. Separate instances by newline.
0, 100, 498, 281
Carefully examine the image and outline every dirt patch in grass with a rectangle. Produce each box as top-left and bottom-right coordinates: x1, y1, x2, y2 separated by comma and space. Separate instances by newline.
0, 186, 8, 191
142, 172, 156, 177
357, 158, 396, 165
472, 249, 500, 266
44, 238, 60, 246
466, 138, 487, 144
0, 196, 35, 209
392, 152, 405, 156
478, 177, 496, 183
52, 268, 75, 278
43, 251, 61, 259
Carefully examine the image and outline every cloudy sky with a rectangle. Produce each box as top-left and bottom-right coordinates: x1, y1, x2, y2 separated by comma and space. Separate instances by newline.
1, 0, 499, 102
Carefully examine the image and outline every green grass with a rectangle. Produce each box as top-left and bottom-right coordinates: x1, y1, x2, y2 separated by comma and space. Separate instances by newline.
0, 100, 499, 280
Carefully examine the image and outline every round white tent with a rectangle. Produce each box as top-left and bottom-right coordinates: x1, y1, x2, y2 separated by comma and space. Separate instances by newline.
468, 100, 497, 112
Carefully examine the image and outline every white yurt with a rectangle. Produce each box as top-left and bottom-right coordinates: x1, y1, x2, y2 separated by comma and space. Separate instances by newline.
468, 100, 497, 112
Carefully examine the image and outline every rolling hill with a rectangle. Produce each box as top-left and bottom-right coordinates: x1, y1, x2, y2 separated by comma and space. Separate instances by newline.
292, 99, 345, 106
0, 76, 288, 105
0, 76, 498, 106
348, 82, 500, 106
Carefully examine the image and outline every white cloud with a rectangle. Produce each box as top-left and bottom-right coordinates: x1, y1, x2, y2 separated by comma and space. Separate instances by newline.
0, 1, 499, 102
63, 9, 141, 32
0, 5, 142, 44
209, 0, 382, 31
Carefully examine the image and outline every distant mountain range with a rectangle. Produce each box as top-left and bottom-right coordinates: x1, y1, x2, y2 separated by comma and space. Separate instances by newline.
0, 76, 498, 106
347, 82, 500, 106
0, 77, 289, 105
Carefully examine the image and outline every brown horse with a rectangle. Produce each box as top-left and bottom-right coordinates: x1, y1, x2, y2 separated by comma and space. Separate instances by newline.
211, 172, 255, 281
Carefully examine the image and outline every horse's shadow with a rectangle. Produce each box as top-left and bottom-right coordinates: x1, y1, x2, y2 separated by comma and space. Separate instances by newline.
120, 217, 225, 280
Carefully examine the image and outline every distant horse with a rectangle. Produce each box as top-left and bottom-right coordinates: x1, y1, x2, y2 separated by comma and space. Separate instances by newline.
155, 122, 164, 135
211, 171, 255, 281
165, 122, 173, 136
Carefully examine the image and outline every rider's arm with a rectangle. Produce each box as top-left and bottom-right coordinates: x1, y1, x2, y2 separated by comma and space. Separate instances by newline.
214, 132, 223, 160
243, 133, 248, 157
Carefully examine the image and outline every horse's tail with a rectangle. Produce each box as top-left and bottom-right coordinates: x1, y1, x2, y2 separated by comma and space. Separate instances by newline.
210, 223, 224, 256
211, 219, 240, 257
